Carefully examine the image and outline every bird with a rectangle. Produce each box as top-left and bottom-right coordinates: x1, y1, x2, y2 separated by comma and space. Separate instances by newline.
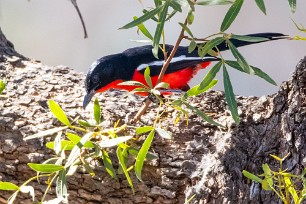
83, 33, 287, 108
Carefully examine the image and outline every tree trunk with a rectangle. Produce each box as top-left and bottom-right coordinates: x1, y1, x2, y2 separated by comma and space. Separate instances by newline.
0, 28, 305, 204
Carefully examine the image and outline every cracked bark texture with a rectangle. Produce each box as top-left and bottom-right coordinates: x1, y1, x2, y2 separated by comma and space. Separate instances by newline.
0, 28, 305, 204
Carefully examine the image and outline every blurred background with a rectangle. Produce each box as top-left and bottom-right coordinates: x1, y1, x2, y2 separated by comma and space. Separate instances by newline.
0, 0, 305, 96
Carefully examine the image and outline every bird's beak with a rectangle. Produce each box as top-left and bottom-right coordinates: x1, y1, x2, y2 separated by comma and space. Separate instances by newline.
83, 90, 95, 109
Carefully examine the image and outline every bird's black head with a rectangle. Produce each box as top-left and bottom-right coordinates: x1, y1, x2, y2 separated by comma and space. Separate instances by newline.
83, 54, 125, 109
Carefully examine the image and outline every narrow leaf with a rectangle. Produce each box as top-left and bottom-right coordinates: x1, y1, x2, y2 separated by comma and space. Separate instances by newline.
118, 80, 148, 88
48, 100, 71, 127
154, 82, 170, 89
144, 66, 153, 88
153, 2, 169, 58
183, 101, 224, 127
136, 126, 154, 135
220, 0, 244, 32
223, 65, 240, 124
225, 60, 276, 85
24, 126, 68, 140
102, 149, 117, 179
169, 1, 182, 12
196, 0, 233, 5
242, 170, 263, 183
117, 146, 134, 193
54, 131, 62, 155
98, 136, 133, 148
228, 41, 254, 75
77, 119, 92, 127
28, 163, 64, 173
188, 39, 197, 53
135, 130, 155, 181
155, 128, 172, 139
0, 182, 19, 191
0, 80, 6, 94
231, 34, 268, 42
46, 140, 75, 151
284, 176, 299, 203
128, 147, 158, 159
56, 169, 68, 202
199, 61, 222, 90
288, 0, 296, 13
94, 98, 101, 124
185, 79, 218, 98
187, 9, 194, 25
66, 132, 94, 148
179, 22, 193, 37
133, 16, 153, 40
255, 0, 266, 15
198, 37, 224, 58
65, 132, 93, 168
120, 6, 163, 29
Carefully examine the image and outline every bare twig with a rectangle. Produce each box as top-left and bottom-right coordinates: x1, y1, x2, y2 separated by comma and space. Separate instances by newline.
70, 0, 88, 38
131, 20, 188, 123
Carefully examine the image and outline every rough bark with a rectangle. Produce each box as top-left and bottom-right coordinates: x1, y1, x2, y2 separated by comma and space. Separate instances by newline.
0, 28, 305, 204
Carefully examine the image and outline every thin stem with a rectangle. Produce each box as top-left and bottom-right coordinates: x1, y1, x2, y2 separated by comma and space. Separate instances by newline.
131, 19, 188, 123
41, 173, 58, 203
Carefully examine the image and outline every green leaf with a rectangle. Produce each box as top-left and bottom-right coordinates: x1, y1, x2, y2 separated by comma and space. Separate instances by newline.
199, 61, 222, 90
255, 0, 266, 15
66, 132, 94, 148
185, 79, 218, 98
225, 60, 276, 85
0, 80, 6, 94
118, 80, 148, 88
228, 41, 254, 75
196, 0, 233, 5
98, 136, 133, 148
56, 169, 68, 202
0, 182, 19, 191
169, 0, 182, 12
136, 126, 154, 135
23, 126, 68, 140
77, 119, 92, 127
262, 163, 273, 190
154, 82, 170, 89
102, 149, 117, 179
28, 163, 64, 173
117, 146, 134, 193
183, 101, 224, 127
198, 37, 224, 58
48, 100, 71, 127
144, 66, 153, 88
188, 39, 197, 53
82, 159, 95, 176
135, 130, 155, 181
220, 0, 244, 32
133, 16, 153, 40
288, 0, 296, 13
128, 147, 158, 159
231, 34, 268, 42
46, 140, 75, 151
187, 9, 194, 25
284, 176, 299, 203
223, 65, 240, 124
120, 6, 163, 29
179, 22, 193, 37
65, 132, 93, 168
155, 128, 172, 139
94, 98, 101, 124
153, 2, 169, 58
242, 170, 263, 183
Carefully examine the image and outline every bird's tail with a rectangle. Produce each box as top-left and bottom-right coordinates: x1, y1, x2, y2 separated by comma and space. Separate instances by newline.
216, 32, 288, 51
